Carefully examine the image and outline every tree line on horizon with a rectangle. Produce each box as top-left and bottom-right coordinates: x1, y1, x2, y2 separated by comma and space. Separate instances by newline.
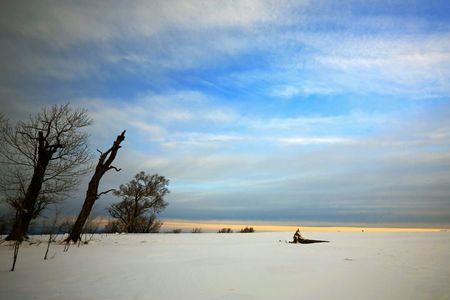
0, 104, 170, 270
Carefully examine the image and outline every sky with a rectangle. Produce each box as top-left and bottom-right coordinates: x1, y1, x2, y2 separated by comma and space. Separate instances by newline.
1, 0, 450, 226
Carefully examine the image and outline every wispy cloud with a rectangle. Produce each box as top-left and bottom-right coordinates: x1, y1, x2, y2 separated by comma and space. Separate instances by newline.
1, 1, 450, 225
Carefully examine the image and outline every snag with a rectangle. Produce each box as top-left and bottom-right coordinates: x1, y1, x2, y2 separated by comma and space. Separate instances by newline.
289, 228, 329, 244
66, 130, 125, 243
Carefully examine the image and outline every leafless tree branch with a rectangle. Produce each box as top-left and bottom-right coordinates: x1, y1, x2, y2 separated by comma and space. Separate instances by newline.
97, 189, 115, 198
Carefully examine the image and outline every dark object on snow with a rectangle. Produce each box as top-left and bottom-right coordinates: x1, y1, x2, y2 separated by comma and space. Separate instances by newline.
293, 239, 329, 244
289, 228, 329, 244
293, 228, 302, 241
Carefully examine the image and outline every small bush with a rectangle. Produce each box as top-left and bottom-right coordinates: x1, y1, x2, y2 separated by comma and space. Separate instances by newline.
218, 228, 233, 233
172, 229, 182, 233
239, 227, 254, 233
58, 218, 76, 234
191, 228, 202, 233
103, 216, 162, 233
103, 220, 122, 233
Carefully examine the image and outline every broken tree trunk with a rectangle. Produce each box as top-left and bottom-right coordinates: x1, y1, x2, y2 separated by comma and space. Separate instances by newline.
289, 229, 329, 244
66, 130, 125, 243
293, 239, 329, 244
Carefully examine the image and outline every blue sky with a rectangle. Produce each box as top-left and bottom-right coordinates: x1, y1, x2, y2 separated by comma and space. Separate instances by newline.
1, 0, 450, 226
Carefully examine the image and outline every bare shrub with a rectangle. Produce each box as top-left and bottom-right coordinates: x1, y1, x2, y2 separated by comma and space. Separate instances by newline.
239, 227, 255, 233
103, 220, 122, 233
42, 206, 60, 260
79, 217, 100, 245
103, 218, 162, 234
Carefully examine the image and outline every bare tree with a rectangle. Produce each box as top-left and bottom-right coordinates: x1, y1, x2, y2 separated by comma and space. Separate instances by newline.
107, 171, 169, 233
66, 130, 125, 243
0, 104, 92, 241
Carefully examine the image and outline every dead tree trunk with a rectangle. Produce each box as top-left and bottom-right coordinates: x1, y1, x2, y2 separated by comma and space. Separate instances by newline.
6, 132, 60, 241
66, 130, 125, 243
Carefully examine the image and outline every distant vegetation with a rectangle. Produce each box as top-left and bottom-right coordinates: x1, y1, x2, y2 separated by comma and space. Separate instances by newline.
218, 228, 233, 233
239, 227, 255, 233
191, 228, 202, 233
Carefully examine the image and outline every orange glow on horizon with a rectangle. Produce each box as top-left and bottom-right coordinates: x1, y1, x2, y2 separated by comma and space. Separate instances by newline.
161, 219, 446, 233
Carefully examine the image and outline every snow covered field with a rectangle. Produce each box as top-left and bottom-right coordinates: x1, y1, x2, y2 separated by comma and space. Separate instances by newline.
1, 231, 449, 300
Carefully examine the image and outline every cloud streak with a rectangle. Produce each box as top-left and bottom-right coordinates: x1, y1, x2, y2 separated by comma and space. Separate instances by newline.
1, 1, 450, 225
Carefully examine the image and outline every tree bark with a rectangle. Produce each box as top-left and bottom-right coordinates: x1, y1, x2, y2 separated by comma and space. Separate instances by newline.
6, 132, 55, 241
66, 130, 125, 243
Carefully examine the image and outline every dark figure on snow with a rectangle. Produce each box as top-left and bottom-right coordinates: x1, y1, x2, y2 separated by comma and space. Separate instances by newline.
289, 228, 330, 244
292, 228, 303, 243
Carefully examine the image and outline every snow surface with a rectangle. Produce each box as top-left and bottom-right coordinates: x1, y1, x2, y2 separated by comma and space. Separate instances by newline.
1, 232, 449, 300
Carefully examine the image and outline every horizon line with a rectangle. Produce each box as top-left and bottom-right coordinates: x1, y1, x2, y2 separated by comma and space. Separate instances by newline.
160, 219, 449, 232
